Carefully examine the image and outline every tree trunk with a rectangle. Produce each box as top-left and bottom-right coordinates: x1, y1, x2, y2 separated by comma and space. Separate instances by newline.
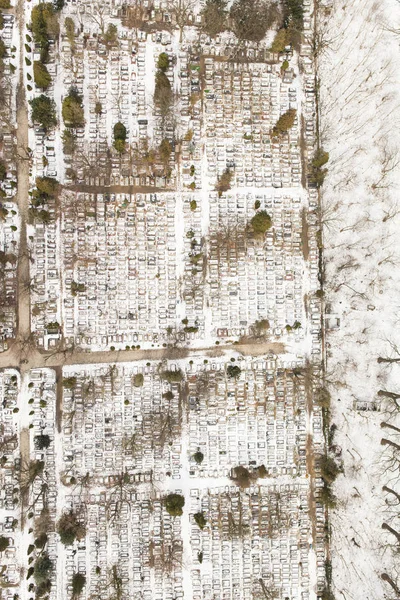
382, 522, 400, 543
382, 486, 400, 503
381, 573, 400, 597
381, 438, 400, 452
377, 390, 400, 400
381, 421, 400, 434
377, 357, 400, 363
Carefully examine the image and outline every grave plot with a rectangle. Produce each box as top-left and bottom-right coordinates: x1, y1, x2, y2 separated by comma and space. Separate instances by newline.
59, 192, 178, 349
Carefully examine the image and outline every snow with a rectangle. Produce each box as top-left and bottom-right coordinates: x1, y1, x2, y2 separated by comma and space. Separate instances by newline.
318, 0, 400, 597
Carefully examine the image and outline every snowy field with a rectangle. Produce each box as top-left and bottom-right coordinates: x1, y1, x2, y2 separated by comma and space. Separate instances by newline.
319, 0, 400, 597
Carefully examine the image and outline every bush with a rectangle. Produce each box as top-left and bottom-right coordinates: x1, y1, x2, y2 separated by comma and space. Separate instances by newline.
113, 121, 127, 141
201, 0, 228, 37
316, 387, 331, 409
162, 390, 174, 400
320, 455, 340, 485
272, 109, 297, 137
320, 484, 337, 509
36, 176, 60, 197
215, 168, 233, 197
154, 70, 173, 117
103, 23, 117, 45
72, 572, 86, 596
190, 199, 197, 210
194, 512, 207, 529
230, 0, 279, 41
193, 450, 204, 464
164, 493, 185, 516
0, 0, 10, 8
157, 52, 169, 71
34, 434, 51, 450
227, 365, 241, 379
231, 465, 252, 487
161, 369, 183, 383
62, 87, 85, 128
114, 138, 126, 153
34, 553, 53, 583
309, 148, 329, 187
57, 511, 85, 545
33, 61, 51, 89
94, 101, 102, 115
270, 28, 288, 52
62, 129, 77, 154
0, 37, 6, 60
250, 210, 272, 235
63, 377, 77, 390
159, 138, 172, 163
0, 535, 9, 551
133, 373, 144, 387
29, 95, 57, 130
0, 160, 6, 181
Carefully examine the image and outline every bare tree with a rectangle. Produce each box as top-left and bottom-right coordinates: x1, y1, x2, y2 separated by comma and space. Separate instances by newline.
167, 0, 196, 41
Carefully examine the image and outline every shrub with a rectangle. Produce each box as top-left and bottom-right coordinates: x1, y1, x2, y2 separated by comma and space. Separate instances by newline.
272, 109, 297, 137
215, 168, 233, 197
36, 175, 60, 197
33, 61, 51, 89
320, 454, 340, 485
34, 553, 53, 583
227, 365, 241, 378
62, 129, 77, 154
201, 0, 228, 37
72, 572, 86, 596
103, 23, 117, 45
164, 493, 185, 516
193, 450, 204, 464
154, 70, 173, 117
162, 390, 174, 400
190, 199, 197, 210
62, 87, 85, 128
94, 101, 102, 114
320, 484, 337, 509
161, 369, 183, 383
231, 465, 252, 487
194, 512, 207, 529
0, 535, 9, 551
0, 160, 6, 181
157, 52, 169, 71
309, 148, 329, 187
316, 387, 331, 409
133, 373, 144, 387
270, 28, 288, 52
57, 511, 86, 546
34, 434, 51, 450
250, 210, 272, 235
0, 0, 10, 8
113, 121, 127, 141
159, 138, 172, 163
29, 95, 57, 130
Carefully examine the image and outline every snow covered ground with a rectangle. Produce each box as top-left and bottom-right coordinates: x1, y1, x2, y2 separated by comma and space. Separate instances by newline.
318, 0, 400, 597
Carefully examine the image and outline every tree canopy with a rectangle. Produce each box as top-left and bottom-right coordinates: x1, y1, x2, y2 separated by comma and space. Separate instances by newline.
250, 210, 272, 235
57, 511, 86, 546
164, 493, 185, 516
33, 61, 52, 89
154, 70, 173, 117
62, 87, 85, 128
230, 0, 279, 42
157, 52, 170, 72
201, 0, 228, 37
271, 109, 297, 137
29, 95, 57, 130
31, 3, 59, 48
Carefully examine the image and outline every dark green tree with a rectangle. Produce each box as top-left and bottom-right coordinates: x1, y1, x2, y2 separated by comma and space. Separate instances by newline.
29, 95, 57, 130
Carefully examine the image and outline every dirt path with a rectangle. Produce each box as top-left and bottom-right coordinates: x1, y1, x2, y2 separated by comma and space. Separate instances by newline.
19, 427, 30, 527
15, 0, 31, 343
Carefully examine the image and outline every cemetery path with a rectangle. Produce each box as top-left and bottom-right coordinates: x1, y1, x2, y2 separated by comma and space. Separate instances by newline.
15, 0, 31, 345
0, 340, 286, 371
